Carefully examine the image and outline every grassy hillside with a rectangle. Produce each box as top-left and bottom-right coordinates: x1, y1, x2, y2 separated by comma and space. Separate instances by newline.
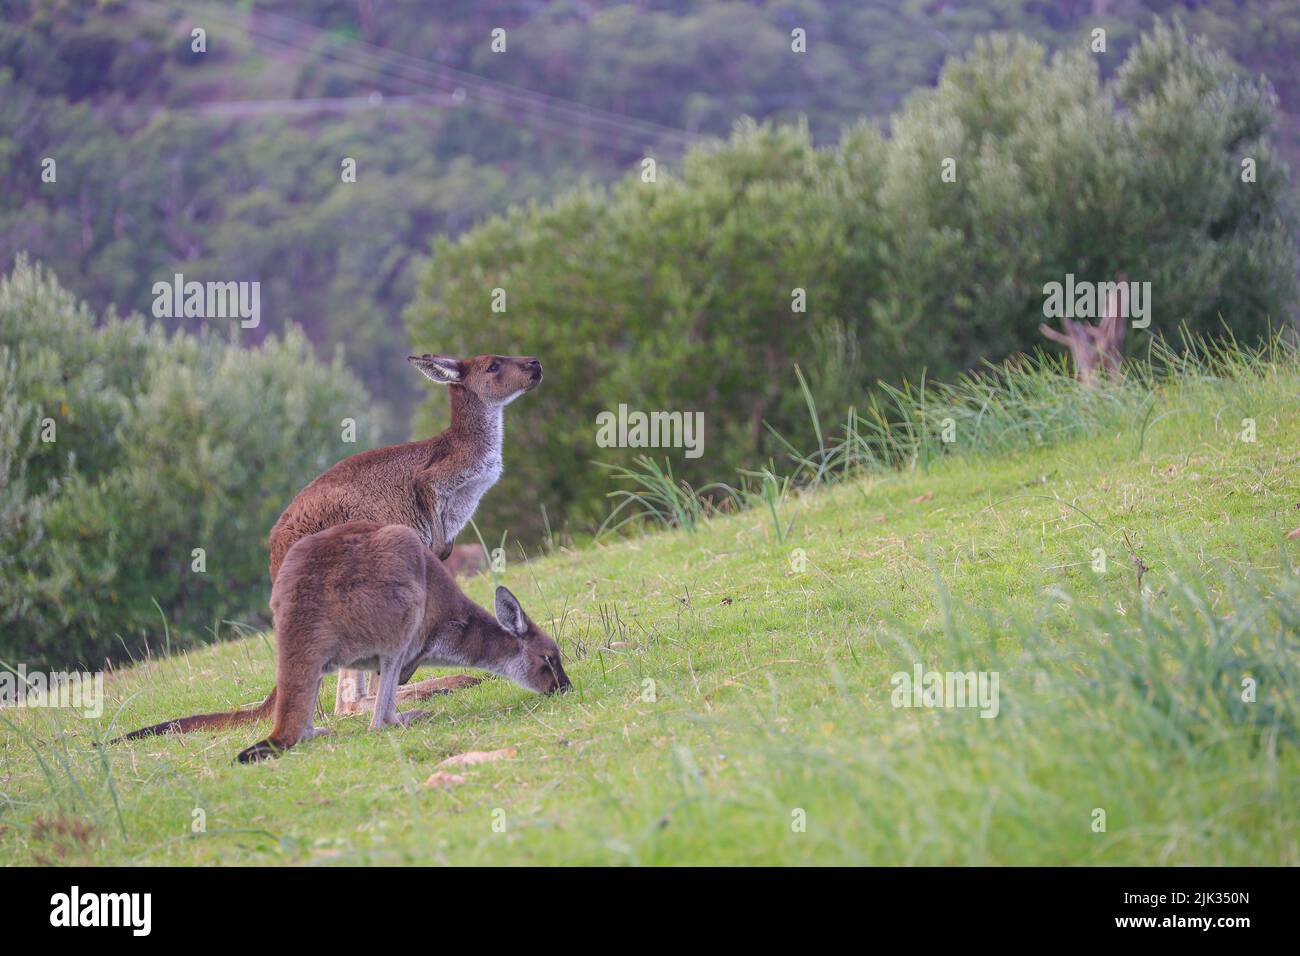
2, 348, 1297, 865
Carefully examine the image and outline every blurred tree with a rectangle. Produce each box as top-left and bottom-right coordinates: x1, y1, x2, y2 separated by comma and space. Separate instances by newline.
407, 21, 1297, 541
0, 258, 374, 667
4, 0, 1300, 440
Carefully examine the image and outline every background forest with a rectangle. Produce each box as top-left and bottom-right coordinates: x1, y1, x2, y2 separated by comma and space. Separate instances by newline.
2, 0, 1297, 663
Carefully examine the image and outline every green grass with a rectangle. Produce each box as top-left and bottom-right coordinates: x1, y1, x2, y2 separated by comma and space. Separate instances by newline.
2, 347, 1298, 865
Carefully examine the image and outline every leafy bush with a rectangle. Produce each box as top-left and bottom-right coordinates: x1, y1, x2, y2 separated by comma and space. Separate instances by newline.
0, 258, 373, 668
407, 21, 1297, 542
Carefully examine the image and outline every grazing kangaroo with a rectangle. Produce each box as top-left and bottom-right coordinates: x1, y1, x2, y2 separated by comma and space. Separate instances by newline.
271, 352, 542, 715
119, 521, 571, 760
241, 522, 570, 762
113, 353, 542, 740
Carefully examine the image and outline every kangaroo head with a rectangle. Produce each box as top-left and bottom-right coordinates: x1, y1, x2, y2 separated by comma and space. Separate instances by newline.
493, 586, 572, 695
408, 353, 542, 407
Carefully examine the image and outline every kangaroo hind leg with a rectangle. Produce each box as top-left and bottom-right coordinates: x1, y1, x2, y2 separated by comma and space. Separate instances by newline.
238, 664, 327, 762
369, 657, 404, 730
334, 668, 366, 716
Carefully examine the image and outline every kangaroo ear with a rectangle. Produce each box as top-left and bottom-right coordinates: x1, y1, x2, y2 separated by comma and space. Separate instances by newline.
494, 586, 527, 636
408, 354, 463, 385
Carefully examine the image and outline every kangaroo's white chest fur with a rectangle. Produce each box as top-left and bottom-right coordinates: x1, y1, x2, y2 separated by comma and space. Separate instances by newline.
434, 408, 504, 543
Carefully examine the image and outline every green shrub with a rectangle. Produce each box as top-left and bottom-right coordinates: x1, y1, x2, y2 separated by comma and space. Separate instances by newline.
406, 21, 1296, 543
0, 257, 373, 668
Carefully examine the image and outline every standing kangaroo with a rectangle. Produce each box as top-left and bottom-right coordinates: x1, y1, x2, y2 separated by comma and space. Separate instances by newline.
271, 352, 542, 715
118, 521, 571, 760
112, 353, 541, 740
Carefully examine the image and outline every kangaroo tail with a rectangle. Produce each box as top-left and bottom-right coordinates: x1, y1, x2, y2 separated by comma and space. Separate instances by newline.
114, 687, 278, 742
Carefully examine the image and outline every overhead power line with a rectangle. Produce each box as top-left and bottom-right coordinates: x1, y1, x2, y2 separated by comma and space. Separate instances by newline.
130, 0, 704, 154
176, 91, 458, 118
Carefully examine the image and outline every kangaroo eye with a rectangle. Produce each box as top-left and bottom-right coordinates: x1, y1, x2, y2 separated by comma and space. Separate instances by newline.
487, 361, 500, 373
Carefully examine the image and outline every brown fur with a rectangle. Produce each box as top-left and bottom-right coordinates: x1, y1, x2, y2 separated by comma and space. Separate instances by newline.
120, 522, 569, 756
117, 355, 542, 741
237, 521, 570, 762
268, 354, 541, 580
1039, 275, 1126, 386
115, 691, 276, 740
270, 353, 539, 716
443, 543, 488, 578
